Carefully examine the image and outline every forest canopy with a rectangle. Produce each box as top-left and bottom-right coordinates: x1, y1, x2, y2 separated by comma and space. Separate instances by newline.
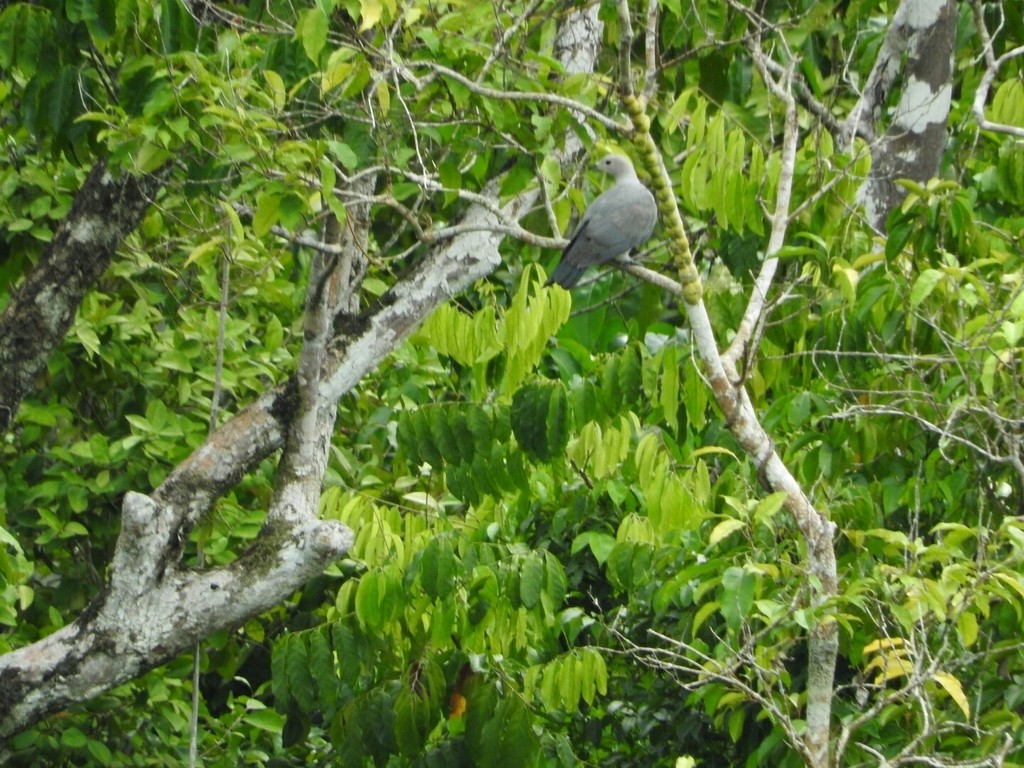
1, 0, 1023, 766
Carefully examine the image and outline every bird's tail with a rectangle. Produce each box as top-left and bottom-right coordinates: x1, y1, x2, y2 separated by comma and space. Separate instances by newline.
545, 261, 586, 289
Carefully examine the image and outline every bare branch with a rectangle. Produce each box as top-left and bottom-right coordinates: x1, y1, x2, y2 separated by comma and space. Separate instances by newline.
610, 616, 813, 765
622, 7, 841, 760
971, 0, 1024, 138
620, 259, 684, 295
477, 0, 546, 82
723, 52, 798, 369
641, 0, 659, 105
614, 0, 637, 99
411, 61, 626, 134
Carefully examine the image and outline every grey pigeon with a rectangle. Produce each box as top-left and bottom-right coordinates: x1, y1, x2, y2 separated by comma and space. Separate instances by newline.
546, 154, 658, 289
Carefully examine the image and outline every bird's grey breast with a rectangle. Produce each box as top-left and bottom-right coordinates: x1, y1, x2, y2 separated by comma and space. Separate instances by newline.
561, 173, 657, 272
590, 182, 656, 249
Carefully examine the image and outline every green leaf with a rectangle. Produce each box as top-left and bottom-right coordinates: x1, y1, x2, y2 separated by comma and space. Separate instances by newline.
956, 610, 978, 648
222, 203, 244, 242
0, 524, 24, 553
466, 685, 539, 768
659, 344, 680, 432
557, 654, 582, 710
327, 140, 359, 170
511, 382, 569, 461
159, 0, 195, 52
394, 685, 432, 756
253, 192, 281, 237
0, 4, 46, 77
996, 140, 1024, 204
243, 707, 285, 733
355, 571, 384, 630
136, 144, 172, 173
439, 155, 462, 202
397, 408, 443, 469
332, 623, 360, 687
753, 492, 788, 527
47, 66, 77, 134
66, 0, 95, 24
309, 628, 336, 708
909, 268, 944, 306
419, 536, 457, 600
265, 314, 284, 353
720, 567, 756, 631
687, 97, 708, 147
464, 405, 493, 456
183, 237, 225, 269
264, 69, 286, 111
543, 552, 567, 607
885, 215, 915, 260
502, 266, 570, 390
692, 601, 719, 638
606, 542, 653, 592
992, 79, 1024, 128
571, 531, 616, 564
428, 406, 463, 464
86, 738, 112, 763
297, 7, 328, 63
285, 634, 314, 713
415, 303, 502, 367
519, 555, 544, 609
617, 345, 643, 405
61, 728, 87, 748
271, 637, 291, 712
728, 708, 745, 743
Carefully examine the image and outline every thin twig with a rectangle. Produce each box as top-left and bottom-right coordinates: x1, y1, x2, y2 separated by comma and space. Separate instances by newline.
412, 61, 626, 133
188, 229, 231, 768
971, 0, 1024, 138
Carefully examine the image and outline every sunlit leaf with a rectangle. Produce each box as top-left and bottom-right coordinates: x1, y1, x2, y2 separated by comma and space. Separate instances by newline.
932, 671, 970, 717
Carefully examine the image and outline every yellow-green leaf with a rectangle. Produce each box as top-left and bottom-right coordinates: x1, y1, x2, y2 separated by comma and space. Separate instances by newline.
183, 237, 224, 269
709, 518, 745, 547
910, 268, 944, 306
956, 610, 978, 648
359, 0, 382, 30
263, 70, 285, 110
932, 671, 970, 717
992, 571, 1024, 601
862, 636, 905, 654
222, 203, 244, 242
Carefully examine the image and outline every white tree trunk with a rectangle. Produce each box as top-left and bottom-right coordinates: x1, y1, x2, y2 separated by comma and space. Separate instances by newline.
853, 0, 957, 230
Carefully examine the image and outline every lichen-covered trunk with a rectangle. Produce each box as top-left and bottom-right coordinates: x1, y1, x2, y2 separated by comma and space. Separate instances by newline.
0, 161, 166, 432
858, 0, 957, 230
0, 169, 540, 744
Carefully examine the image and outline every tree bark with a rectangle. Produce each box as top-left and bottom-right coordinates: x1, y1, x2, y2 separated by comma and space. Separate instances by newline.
0, 5, 590, 742
0, 160, 166, 433
0, 494, 351, 741
0, 162, 541, 745
854, 0, 957, 230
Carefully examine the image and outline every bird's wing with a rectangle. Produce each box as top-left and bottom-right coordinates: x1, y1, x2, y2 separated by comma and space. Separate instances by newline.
562, 184, 655, 268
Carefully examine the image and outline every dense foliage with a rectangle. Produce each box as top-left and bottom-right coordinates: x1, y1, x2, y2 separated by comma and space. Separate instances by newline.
1, 0, 1023, 765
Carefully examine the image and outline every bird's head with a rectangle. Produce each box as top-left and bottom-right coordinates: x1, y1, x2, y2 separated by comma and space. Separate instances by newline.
592, 154, 636, 181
